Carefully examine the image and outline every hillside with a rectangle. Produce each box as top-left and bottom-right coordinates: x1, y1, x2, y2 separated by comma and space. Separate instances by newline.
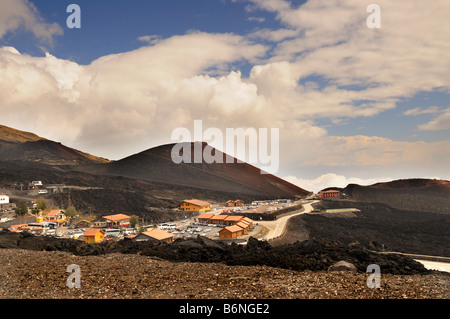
81, 142, 310, 199
0, 125, 110, 165
0, 125, 309, 217
341, 179, 450, 214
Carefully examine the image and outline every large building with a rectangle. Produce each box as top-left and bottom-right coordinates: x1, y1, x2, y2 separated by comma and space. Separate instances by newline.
177, 199, 212, 212
317, 190, 341, 198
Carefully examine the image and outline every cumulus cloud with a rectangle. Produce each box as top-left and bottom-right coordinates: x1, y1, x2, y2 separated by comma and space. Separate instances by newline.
0, 0, 449, 184
0, 31, 269, 159
0, 0, 63, 43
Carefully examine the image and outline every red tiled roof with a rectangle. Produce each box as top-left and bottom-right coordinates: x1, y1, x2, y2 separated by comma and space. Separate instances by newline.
211, 215, 228, 220
181, 199, 211, 207
141, 229, 174, 241
224, 215, 244, 222
102, 214, 131, 221
220, 225, 243, 233
47, 209, 64, 217
198, 213, 214, 219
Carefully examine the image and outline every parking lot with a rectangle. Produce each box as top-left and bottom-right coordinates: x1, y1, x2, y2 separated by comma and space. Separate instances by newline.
160, 219, 224, 239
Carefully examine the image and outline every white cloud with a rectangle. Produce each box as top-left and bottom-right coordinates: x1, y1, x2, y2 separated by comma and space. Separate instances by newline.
404, 106, 441, 116
418, 107, 450, 131
0, 0, 63, 44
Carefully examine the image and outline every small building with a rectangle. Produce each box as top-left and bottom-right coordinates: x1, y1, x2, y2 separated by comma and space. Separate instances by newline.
0, 194, 9, 204
46, 209, 66, 224
28, 181, 43, 190
177, 199, 212, 212
132, 229, 175, 243
76, 219, 92, 228
210, 214, 228, 225
102, 214, 131, 228
236, 221, 250, 234
198, 213, 214, 223
226, 199, 244, 207
223, 215, 244, 226
83, 228, 105, 243
219, 225, 244, 239
242, 217, 253, 229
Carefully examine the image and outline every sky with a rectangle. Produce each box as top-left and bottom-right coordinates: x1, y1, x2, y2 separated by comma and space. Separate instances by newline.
0, 0, 449, 193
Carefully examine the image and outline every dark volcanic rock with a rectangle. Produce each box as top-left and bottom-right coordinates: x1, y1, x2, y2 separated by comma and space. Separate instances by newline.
0, 230, 429, 275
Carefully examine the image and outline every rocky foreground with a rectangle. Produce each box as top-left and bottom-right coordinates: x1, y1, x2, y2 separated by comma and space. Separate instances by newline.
0, 248, 449, 299
0, 230, 449, 299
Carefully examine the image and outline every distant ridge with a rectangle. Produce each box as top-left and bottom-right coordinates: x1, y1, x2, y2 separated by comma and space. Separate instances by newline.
0, 124, 110, 165
341, 178, 450, 214
0, 124, 44, 143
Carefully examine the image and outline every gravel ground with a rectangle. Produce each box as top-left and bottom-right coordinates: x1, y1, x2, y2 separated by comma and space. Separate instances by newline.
0, 249, 448, 299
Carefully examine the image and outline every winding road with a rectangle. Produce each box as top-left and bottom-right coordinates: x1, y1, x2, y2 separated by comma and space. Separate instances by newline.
257, 201, 316, 241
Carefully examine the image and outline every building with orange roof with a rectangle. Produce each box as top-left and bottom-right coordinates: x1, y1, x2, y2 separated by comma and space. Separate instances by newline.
223, 215, 244, 226
317, 190, 340, 198
236, 221, 250, 234
219, 225, 244, 239
210, 214, 228, 225
83, 228, 105, 243
132, 229, 175, 243
102, 214, 131, 228
177, 199, 211, 212
226, 199, 244, 207
198, 213, 214, 223
46, 209, 66, 224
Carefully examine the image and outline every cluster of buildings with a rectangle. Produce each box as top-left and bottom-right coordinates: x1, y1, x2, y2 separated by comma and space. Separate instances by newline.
197, 213, 253, 239
10, 180, 68, 196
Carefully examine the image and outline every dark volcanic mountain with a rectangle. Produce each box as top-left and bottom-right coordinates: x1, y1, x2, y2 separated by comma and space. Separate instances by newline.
340, 179, 450, 214
0, 125, 309, 216
0, 125, 109, 165
82, 142, 310, 199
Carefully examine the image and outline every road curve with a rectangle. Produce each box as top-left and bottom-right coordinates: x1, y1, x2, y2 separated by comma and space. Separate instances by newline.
257, 201, 316, 241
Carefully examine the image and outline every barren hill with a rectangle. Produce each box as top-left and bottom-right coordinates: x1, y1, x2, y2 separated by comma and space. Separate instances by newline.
342, 179, 450, 214
0, 125, 309, 216
0, 125, 110, 165
83, 142, 310, 199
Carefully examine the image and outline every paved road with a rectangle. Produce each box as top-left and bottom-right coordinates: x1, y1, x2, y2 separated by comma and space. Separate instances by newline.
257, 201, 316, 240
415, 260, 450, 273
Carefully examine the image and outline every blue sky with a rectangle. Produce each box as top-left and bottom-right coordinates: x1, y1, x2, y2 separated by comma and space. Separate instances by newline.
10, 0, 281, 66
0, 0, 449, 192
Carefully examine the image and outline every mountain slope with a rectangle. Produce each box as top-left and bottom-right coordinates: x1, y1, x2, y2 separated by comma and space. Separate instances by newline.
342, 179, 450, 214
83, 142, 310, 198
0, 125, 110, 165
